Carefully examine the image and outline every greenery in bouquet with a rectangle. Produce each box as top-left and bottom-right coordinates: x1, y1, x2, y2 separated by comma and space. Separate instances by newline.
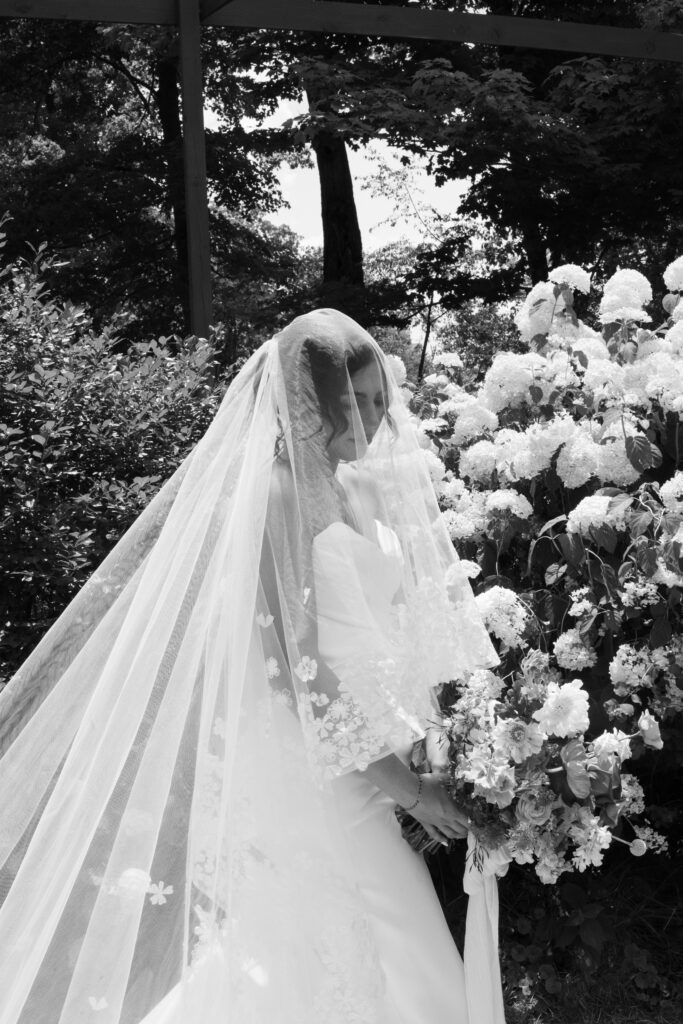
400, 255, 683, 878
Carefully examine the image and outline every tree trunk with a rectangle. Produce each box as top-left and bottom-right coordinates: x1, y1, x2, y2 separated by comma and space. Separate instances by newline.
155, 52, 190, 331
520, 218, 549, 283
310, 128, 364, 290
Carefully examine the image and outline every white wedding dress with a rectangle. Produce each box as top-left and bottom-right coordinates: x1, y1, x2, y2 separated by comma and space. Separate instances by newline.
141, 516, 470, 1024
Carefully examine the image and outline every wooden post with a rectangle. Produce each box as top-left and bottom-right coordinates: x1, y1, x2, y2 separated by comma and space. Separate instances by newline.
178, 0, 212, 338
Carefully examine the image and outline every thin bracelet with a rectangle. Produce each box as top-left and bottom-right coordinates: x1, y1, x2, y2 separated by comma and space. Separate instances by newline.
403, 774, 423, 812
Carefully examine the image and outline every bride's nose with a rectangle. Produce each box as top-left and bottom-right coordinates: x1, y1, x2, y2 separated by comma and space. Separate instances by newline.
361, 406, 382, 441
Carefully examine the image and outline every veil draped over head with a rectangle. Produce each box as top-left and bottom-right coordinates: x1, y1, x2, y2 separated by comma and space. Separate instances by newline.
0, 309, 498, 1023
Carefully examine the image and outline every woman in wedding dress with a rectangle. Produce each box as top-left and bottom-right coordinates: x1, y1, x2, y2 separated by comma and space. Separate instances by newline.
0, 309, 504, 1023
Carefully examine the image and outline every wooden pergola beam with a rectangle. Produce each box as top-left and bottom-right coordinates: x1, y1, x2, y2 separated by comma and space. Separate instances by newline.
0, 2, 681, 64
179, 0, 212, 338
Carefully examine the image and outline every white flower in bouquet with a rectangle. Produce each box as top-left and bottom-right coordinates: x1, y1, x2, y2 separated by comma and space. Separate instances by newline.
620, 773, 646, 814
485, 489, 533, 519
632, 824, 668, 855
663, 255, 683, 292
515, 281, 567, 342
556, 432, 600, 489
566, 494, 626, 535
462, 668, 507, 704
475, 586, 529, 651
549, 264, 592, 294
638, 710, 664, 749
533, 832, 569, 884
570, 817, 613, 871
479, 352, 547, 413
658, 471, 683, 508
385, 353, 407, 386
533, 678, 589, 738
462, 751, 517, 808
591, 729, 633, 763
553, 628, 598, 670
433, 350, 464, 370
517, 649, 559, 700
458, 439, 498, 483
493, 718, 545, 763
672, 299, 683, 322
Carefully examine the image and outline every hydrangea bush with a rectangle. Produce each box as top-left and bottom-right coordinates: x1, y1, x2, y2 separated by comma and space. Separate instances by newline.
409, 257, 683, 874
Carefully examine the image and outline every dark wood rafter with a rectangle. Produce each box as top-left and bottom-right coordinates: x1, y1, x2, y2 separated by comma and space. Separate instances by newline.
0, 0, 681, 335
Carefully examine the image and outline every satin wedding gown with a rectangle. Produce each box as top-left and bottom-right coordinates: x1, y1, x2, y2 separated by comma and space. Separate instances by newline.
141, 515, 469, 1024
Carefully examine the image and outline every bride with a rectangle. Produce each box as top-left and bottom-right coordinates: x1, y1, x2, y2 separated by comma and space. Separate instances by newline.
0, 309, 504, 1023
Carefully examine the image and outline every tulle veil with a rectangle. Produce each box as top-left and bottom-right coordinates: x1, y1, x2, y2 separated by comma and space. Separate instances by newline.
0, 308, 499, 1023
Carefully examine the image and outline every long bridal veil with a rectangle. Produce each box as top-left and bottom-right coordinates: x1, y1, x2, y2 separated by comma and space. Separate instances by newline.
0, 309, 498, 1023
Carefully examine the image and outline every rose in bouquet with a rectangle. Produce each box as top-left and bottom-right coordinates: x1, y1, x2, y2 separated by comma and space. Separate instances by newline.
404, 652, 666, 882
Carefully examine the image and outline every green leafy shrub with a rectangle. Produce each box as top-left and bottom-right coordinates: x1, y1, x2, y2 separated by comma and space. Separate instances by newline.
0, 227, 223, 678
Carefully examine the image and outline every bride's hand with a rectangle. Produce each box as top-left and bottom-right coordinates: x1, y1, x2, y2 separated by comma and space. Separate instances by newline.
410, 773, 469, 843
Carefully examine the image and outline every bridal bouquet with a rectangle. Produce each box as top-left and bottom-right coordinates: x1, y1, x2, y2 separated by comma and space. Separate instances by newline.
405, 650, 666, 883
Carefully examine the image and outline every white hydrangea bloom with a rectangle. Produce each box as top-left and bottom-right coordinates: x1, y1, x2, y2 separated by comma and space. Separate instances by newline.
664, 320, 683, 353
479, 352, 547, 413
556, 432, 600, 489
659, 471, 683, 508
433, 351, 464, 369
448, 395, 499, 444
459, 440, 498, 483
595, 440, 642, 487
485, 490, 533, 519
439, 476, 467, 507
548, 264, 591, 294
422, 449, 447, 485
553, 628, 598, 670
458, 558, 482, 579
583, 359, 625, 398
515, 280, 566, 342
475, 586, 529, 651
567, 494, 628, 535
603, 268, 653, 306
663, 255, 683, 292
385, 353, 407, 386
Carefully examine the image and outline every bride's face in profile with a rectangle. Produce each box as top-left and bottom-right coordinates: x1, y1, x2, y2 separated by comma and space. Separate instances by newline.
324, 359, 387, 465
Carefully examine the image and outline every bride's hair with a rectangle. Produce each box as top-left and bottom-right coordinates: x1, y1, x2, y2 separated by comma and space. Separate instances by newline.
305, 334, 393, 445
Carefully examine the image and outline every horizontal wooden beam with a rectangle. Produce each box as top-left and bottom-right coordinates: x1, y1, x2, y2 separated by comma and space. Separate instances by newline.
0, 1, 681, 64
0, 1, 175, 23
207, 1, 683, 64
